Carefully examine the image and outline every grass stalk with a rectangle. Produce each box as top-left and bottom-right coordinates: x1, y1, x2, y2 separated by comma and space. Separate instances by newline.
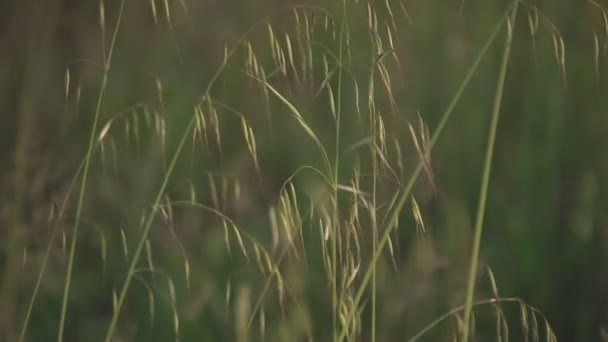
19, 156, 87, 342
57, 0, 126, 340
101, 7, 293, 340
332, 1, 347, 340
461, 2, 519, 341
370, 132, 378, 342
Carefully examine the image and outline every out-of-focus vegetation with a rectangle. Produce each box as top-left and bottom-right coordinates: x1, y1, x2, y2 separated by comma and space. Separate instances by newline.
1, 0, 607, 341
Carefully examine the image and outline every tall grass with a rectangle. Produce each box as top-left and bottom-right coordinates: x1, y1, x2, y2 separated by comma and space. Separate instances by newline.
12, 0, 606, 340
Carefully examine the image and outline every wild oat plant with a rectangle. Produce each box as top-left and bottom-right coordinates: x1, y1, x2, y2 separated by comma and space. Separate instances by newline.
8, 0, 608, 340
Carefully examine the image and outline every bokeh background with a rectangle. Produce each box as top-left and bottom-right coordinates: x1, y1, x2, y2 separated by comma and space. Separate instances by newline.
1, 0, 607, 341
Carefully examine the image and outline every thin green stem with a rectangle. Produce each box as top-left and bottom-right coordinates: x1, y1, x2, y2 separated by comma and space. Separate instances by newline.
105, 111, 193, 341
461, 2, 519, 341
57, 1, 126, 340
336, 3, 517, 341
369, 52, 379, 342
58, 75, 106, 342
334, 0, 346, 186
332, 1, 347, 341
102, 5, 295, 341
19, 156, 87, 342
370, 140, 378, 342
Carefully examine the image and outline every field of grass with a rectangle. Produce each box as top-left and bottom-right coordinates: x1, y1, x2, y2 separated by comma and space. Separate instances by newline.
1, 0, 607, 341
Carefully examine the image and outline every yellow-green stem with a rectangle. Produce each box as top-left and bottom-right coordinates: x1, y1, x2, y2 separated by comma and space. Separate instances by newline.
332, 1, 347, 341
370, 132, 378, 342
57, 1, 127, 340
461, 2, 519, 341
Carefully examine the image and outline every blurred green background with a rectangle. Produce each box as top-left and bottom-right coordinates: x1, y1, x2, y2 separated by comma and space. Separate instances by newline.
1, 0, 607, 341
